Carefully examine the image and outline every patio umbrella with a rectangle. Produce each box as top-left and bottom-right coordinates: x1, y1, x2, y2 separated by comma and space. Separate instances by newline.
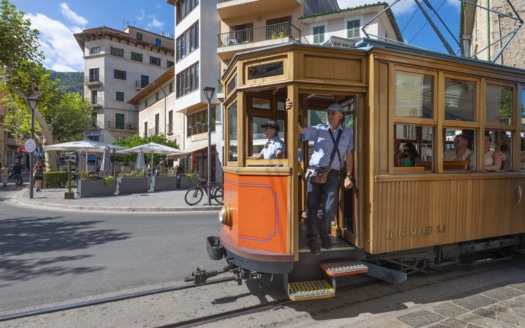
118, 142, 185, 175
100, 146, 112, 175
135, 148, 145, 171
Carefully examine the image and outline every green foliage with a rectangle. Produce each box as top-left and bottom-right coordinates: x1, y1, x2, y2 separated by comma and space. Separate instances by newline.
103, 175, 114, 186
114, 133, 180, 167
49, 71, 84, 96
119, 169, 147, 178
0, 0, 44, 69
43, 171, 69, 188
45, 91, 92, 141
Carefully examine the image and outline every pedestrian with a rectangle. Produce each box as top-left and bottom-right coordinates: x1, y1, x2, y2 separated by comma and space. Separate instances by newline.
13, 161, 23, 186
33, 161, 44, 192
0, 163, 8, 188
286, 99, 354, 254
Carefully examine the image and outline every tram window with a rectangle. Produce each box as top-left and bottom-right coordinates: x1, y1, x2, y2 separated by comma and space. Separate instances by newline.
520, 132, 525, 171
486, 85, 513, 125
443, 129, 476, 171
484, 130, 510, 171
395, 71, 434, 118
496, 131, 513, 171
227, 101, 238, 162
252, 97, 271, 110
521, 89, 525, 129
394, 124, 434, 169
444, 79, 475, 122
249, 117, 286, 158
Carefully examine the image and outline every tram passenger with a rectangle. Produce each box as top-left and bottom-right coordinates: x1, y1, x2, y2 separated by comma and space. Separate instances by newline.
443, 134, 475, 170
498, 133, 511, 170
401, 143, 421, 167
394, 139, 403, 167
286, 99, 354, 255
483, 132, 505, 171
248, 120, 285, 159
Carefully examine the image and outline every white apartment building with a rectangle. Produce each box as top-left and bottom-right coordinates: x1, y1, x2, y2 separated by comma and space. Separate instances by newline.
74, 26, 175, 144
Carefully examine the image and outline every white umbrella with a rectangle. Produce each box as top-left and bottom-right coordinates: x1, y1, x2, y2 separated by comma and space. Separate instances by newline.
100, 146, 112, 175
135, 148, 145, 170
45, 139, 126, 152
118, 142, 185, 175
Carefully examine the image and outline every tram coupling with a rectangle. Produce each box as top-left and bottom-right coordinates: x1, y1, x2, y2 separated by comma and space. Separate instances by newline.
184, 265, 235, 285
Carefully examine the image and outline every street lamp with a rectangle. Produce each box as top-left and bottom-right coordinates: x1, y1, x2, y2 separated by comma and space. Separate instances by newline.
26, 96, 38, 199
203, 86, 215, 205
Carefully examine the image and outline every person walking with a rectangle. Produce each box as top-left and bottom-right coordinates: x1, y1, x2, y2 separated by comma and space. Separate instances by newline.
13, 161, 23, 186
286, 99, 354, 254
33, 161, 44, 192
0, 163, 8, 188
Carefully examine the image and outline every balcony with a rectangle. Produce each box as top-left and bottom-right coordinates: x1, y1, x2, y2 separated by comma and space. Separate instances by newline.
107, 121, 136, 131
218, 0, 301, 20
85, 76, 103, 87
90, 97, 103, 108
217, 22, 301, 60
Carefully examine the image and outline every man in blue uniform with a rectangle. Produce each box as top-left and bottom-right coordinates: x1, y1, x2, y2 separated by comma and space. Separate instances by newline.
287, 100, 354, 254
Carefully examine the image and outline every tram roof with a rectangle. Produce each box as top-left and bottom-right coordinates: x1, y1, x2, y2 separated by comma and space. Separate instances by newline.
222, 38, 525, 79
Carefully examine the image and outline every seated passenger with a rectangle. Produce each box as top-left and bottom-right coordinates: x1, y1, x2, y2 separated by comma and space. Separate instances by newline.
498, 133, 511, 170
394, 139, 403, 167
401, 143, 421, 167
483, 132, 505, 171
248, 120, 285, 159
443, 134, 475, 170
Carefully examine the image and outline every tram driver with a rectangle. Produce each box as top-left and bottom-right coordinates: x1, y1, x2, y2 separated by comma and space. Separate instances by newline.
247, 120, 285, 159
286, 99, 354, 255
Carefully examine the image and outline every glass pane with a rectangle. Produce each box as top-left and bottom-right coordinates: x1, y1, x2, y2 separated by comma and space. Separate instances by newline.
521, 131, 525, 171
394, 124, 434, 168
396, 71, 434, 118
445, 79, 475, 122
443, 129, 476, 171
228, 101, 238, 162
252, 97, 270, 110
496, 131, 512, 170
247, 61, 283, 80
486, 85, 513, 125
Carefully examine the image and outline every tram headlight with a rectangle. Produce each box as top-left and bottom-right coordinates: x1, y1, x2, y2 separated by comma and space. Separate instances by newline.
218, 204, 233, 226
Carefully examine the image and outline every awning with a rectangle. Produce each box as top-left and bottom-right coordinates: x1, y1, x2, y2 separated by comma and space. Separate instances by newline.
167, 143, 214, 159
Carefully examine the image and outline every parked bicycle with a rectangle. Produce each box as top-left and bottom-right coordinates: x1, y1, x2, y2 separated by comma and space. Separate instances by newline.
184, 177, 223, 206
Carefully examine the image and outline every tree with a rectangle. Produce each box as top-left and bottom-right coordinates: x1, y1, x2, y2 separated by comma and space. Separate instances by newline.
0, 1, 92, 171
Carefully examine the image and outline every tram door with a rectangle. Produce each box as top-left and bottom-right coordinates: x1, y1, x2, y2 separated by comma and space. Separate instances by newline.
300, 94, 361, 246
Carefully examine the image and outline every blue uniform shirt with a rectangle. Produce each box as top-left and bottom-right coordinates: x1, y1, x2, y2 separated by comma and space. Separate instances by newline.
302, 124, 353, 171
260, 136, 285, 159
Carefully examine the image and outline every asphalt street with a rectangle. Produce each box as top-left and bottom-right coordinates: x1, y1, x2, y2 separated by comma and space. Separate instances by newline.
1, 182, 524, 327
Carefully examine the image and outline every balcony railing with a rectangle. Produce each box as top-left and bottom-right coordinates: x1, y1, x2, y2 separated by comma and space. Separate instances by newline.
90, 97, 103, 108
218, 22, 301, 47
107, 121, 136, 130
85, 76, 103, 85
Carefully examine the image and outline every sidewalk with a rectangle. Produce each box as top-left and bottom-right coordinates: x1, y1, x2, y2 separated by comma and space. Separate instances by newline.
4, 184, 221, 212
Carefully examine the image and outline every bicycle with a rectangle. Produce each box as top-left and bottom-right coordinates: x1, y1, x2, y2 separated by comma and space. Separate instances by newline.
184, 177, 224, 206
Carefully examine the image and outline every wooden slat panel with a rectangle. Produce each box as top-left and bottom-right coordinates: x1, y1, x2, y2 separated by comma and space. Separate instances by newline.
367, 177, 525, 254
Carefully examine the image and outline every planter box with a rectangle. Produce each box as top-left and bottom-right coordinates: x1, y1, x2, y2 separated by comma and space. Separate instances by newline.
179, 175, 197, 189
150, 176, 178, 192
77, 179, 116, 198
116, 177, 149, 194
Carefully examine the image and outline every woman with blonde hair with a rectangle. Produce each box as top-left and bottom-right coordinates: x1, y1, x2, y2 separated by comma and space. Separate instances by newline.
33, 161, 44, 192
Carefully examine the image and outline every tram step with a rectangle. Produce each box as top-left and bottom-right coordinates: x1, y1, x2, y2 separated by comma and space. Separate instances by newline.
288, 280, 335, 301
320, 261, 368, 277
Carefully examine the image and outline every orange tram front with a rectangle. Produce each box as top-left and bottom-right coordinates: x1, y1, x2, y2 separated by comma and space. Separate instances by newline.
200, 39, 525, 301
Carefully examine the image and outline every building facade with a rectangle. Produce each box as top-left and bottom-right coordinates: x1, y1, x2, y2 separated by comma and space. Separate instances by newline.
74, 26, 175, 144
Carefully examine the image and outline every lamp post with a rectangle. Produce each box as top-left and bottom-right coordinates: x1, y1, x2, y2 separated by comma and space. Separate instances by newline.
203, 86, 215, 205
26, 96, 38, 199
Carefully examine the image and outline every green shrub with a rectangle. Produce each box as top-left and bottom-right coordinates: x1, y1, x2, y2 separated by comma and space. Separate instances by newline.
43, 171, 70, 188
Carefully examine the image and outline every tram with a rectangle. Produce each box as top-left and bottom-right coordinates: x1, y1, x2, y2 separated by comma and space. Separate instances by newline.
197, 39, 525, 300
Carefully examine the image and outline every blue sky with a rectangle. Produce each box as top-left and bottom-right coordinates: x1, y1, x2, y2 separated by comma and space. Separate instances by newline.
10, 0, 460, 72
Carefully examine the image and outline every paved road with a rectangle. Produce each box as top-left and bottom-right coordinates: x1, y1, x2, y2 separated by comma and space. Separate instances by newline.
1, 183, 525, 327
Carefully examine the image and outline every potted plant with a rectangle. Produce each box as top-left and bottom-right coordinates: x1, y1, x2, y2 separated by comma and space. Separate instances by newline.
116, 169, 149, 194
180, 172, 198, 189
150, 169, 178, 192
77, 171, 116, 198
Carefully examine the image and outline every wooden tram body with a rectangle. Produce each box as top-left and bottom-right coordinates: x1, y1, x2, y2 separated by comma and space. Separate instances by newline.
206, 40, 525, 300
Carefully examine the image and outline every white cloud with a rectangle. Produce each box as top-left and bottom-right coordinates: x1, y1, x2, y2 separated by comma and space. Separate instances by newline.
59, 2, 88, 26
136, 10, 145, 21
27, 13, 84, 72
147, 17, 164, 30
